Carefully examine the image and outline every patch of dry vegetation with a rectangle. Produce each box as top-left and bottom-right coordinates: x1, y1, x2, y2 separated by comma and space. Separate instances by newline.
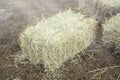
100, 0, 120, 7
77, 0, 120, 20
103, 13, 120, 46
0, 0, 120, 80
19, 10, 96, 71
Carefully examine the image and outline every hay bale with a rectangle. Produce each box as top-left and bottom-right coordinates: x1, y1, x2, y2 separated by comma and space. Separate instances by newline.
103, 13, 120, 44
20, 10, 96, 71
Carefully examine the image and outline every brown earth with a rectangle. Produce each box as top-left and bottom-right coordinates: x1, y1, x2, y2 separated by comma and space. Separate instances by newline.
0, 0, 120, 80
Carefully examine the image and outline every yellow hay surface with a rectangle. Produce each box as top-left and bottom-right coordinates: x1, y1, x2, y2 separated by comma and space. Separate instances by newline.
20, 10, 96, 71
103, 13, 120, 43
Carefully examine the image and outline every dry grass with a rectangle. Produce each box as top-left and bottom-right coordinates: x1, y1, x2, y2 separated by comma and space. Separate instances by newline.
0, 0, 120, 80
100, 0, 120, 7
77, 0, 120, 18
88, 65, 120, 73
76, 0, 114, 22
19, 10, 96, 71
88, 65, 120, 80
103, 13, 120, 45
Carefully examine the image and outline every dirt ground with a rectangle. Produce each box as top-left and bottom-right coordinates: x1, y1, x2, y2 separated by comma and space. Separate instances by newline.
0, 0, 120, 80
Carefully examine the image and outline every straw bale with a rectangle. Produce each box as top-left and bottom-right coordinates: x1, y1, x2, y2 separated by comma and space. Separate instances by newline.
103, 13, 120, 44
20, 10, 96, 71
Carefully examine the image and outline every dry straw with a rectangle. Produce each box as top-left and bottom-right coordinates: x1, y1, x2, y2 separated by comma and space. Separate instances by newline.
77, 0, 116, 17
103, 13, 120, 44
100, 0, 120, 7
19, 10, 96, 71
88, 0, 120, 7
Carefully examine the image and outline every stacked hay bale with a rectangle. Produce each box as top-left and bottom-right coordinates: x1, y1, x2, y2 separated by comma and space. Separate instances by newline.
103, 13, 120, 45
19, 10, 96, 71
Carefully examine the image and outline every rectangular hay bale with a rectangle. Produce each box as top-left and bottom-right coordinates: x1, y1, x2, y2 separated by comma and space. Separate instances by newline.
103, 13, 120, 43
20, 10, 96, 71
